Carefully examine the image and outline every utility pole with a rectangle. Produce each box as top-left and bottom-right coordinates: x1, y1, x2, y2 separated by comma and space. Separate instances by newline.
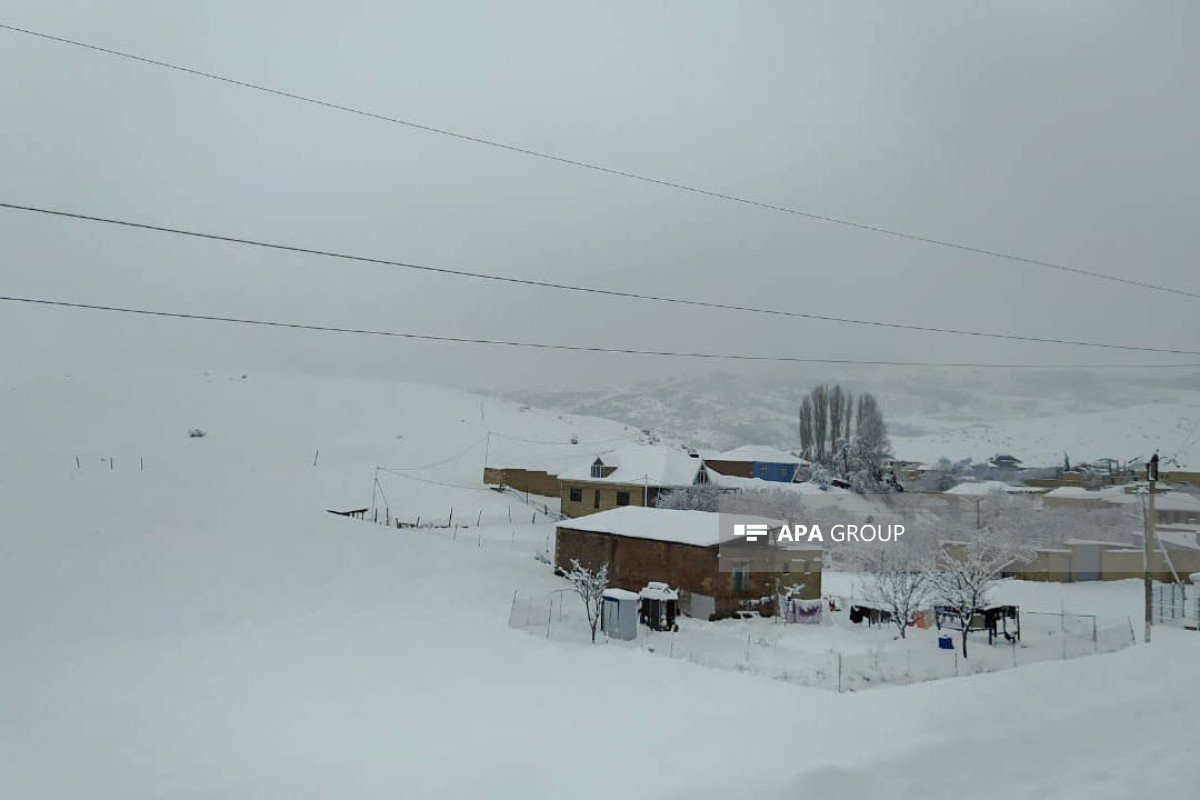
975, 498, 983, 530
1144, 453, 1159, 644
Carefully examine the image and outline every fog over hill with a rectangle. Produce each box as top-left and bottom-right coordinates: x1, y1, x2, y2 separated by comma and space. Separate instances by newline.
507, 369, 1200, 468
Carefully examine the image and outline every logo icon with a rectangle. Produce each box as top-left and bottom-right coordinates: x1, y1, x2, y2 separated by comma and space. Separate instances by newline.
733, 523, 768, 542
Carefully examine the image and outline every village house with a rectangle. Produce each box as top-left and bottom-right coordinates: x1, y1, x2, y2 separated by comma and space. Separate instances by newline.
939, 480, 1046, 510
554, 506, 822, 620
1043, 486, 1200, 526
702, 445, 806, 483
987, 454, 1023, 470
1002, 534, 1200, 584
558, 444, 715, 519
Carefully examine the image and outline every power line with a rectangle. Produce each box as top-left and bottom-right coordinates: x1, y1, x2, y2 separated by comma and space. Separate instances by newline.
2, 293, 1197, 370
2, 201, 1196, 357
490, 430, 640, 446
375, 467, 494, 493
377, 436, 487, 471
2, 22, 1196, 301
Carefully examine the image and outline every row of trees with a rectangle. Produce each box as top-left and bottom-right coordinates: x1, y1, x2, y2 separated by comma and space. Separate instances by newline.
799, 384, 897, 493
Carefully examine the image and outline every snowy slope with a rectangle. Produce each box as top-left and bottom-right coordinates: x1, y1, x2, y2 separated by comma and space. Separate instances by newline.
3, 369, 1200, 798
890, 402, 1200, 468
513, 372, 1200, 469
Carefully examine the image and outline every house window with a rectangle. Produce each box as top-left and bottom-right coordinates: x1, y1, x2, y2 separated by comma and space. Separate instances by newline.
732, 562, 751, 595
590, 459, 605, 479
616, 491, 630, 506
569, 487, 583, 503
593, 490, 601, 509
694, 468, 709, 485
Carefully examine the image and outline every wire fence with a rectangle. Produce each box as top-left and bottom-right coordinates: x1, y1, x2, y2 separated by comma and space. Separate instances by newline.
361, 504, 556, 530
508, 589, 1138, 693
332, 511, 558, 562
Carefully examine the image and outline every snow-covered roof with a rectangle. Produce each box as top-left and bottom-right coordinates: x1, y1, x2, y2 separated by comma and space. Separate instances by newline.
944, 481, 1045, 496
709, 473, 850, 494
639, 582, 679, 601
1045, 486, 1200, 511
602, 588, 640, 601
558, 507, 783, 548
1043, 486, 1138, 504
559, 444, 707, 487
1148, 492, 1200, 512
707, 445, 804, 465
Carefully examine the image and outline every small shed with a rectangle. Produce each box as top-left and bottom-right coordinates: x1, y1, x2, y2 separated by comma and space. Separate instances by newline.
601, 588, 639, 641
639, 582, 679, 632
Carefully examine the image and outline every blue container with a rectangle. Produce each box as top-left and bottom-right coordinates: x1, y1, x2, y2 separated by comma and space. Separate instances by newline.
938, 634, 954, 650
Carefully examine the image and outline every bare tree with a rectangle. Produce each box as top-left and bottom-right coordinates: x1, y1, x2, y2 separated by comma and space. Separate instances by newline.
858, 543, 936, 639
565, 559, 609, 643
928, 539, 1032, 658
829, 384, 845, 459
811, 385, 828, 464
799, 395, 813, 458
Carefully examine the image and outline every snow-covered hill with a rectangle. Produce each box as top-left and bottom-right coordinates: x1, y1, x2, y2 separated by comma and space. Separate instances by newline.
511, 370, 1200, 469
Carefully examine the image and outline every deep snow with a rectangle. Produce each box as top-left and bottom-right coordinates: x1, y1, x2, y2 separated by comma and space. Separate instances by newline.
2, 369, 1198, 799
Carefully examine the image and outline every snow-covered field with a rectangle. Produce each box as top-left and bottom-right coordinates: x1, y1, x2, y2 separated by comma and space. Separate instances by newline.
3, 369, 1200, 798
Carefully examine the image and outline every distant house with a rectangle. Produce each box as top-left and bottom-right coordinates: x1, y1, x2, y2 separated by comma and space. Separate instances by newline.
987, 454, 1023, 470
940, 480, 1044, 509
703, 445, 806, 483
554, 507, 822, 620
1043, 486, 1200, 525
558, 444, 714, 518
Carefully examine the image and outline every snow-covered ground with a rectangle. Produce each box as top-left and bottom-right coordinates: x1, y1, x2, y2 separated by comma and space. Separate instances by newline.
513, 375, 1200, 469
3, 369, 1199, 798
890, 401, 1200, 469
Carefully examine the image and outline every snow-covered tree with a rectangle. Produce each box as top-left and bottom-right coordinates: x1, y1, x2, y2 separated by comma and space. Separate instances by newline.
654, 485, 722, 512
565, 559, 609, 643
797, 384, 894, 493
920, 457, 972, 492
928, 539, 1032, 658
857, 543, 937, 639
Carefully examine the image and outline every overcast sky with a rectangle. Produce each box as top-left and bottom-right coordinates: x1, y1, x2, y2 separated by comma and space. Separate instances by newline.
1, 1, 1197, 393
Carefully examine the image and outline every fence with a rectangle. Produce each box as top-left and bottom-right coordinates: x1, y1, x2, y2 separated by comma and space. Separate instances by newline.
508, 590, 1138, 693
364, 505, 555, 529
